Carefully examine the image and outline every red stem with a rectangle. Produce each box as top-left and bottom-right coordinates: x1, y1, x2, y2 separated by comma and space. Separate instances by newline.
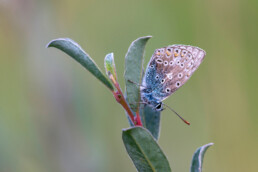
109, 74, 143, 126
135, 111, 142, 126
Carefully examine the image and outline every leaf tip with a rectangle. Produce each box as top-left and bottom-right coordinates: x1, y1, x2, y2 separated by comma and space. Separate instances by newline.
142, 35, 152, 38
46, 38, 64, 48
105, 52, 114, 60
46, 40, 53, 48
200, 143, 214, 148
135, 35, 152, 42
46, 38, 78, 48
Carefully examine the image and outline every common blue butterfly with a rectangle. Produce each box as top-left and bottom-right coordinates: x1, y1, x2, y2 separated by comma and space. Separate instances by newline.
141, 45, 206, 111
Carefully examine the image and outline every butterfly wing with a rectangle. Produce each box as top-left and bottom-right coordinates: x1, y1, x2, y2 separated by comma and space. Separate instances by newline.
142, 45, 206, 101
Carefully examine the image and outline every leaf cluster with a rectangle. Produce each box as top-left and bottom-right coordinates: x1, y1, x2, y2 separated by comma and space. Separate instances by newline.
47, 37, 213, 172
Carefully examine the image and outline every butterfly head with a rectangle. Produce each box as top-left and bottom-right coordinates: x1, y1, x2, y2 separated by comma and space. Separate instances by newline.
141, 92, 164, 111
154, 102, 163, 111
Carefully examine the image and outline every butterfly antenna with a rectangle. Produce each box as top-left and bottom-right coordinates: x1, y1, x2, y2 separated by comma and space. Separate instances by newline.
163, 103, 190, 125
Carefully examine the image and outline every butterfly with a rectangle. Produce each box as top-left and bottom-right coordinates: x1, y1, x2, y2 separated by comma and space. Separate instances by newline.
141, 45, 206, 111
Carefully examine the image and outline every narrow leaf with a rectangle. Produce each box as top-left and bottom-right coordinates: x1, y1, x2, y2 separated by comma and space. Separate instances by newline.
123, 36, 161, 140
127, 105, 161, 140
124, 36, 151, 111
104, 53, 117, 81
47, 38, 114, 91
190, 143, 214, 172
122, 127, 171, 172
140, 105, 161, 140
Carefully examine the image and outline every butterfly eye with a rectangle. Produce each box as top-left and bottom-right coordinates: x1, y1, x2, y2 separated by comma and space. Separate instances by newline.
155, 103, 163, 111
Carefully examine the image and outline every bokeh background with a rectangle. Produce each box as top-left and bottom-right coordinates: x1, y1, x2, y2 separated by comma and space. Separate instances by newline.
1, 0, 257, 172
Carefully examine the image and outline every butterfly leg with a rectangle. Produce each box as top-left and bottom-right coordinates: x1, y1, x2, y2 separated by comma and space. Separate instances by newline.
128, 80, 146, 89
129, 102, 148, 110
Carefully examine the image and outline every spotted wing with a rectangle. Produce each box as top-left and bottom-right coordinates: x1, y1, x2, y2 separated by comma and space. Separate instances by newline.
142, 45, 206, 101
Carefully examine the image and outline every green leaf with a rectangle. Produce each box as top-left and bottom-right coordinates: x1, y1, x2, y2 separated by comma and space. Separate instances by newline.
140, 105, 161, 140
47, 38, 114, 91
124, 36, 151, 111
123, 36, 161, 140
190, 143, 214, 172
127, 105, 161, 140
122, 127, 171, 172
104, 53, 117, 81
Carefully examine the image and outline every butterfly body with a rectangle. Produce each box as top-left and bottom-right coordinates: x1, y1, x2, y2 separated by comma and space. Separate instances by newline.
141, 45, 206, 111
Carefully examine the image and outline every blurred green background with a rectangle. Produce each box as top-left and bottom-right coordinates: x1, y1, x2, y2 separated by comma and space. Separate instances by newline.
0, 0, 257, 172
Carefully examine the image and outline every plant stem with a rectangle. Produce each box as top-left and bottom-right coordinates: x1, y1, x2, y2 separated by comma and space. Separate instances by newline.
135, 111, 142, 126
109, 75, 142, 126
112, 90, 135, 125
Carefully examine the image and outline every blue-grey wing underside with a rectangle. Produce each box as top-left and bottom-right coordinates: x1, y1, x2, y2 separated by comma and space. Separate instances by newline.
142, 45, 206, 101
